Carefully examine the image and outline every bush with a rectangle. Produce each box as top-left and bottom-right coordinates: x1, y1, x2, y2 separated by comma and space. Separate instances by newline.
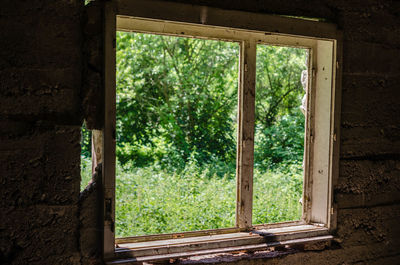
254, 114, 304, 171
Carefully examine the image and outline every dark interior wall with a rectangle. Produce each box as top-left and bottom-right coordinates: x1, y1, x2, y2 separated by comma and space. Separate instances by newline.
1, 0, 83, 264
1, 0, 399, 264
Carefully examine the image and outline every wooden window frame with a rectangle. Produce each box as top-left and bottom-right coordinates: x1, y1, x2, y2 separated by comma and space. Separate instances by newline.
101, 0, 342, 261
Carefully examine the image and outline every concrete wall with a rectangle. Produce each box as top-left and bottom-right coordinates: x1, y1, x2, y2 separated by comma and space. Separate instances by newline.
1, 0, 399, 264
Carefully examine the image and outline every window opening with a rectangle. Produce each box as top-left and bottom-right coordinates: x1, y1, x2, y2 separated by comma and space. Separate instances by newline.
115, 31, 240, 236
102, 3, 341, 258
253, 45, 308, 224
80, 122, 93, 191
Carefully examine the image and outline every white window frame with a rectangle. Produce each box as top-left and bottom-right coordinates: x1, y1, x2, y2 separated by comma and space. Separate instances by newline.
101, 0, 342, 261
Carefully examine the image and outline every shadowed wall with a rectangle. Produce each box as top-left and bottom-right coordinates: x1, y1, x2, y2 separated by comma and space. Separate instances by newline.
1, 0, 399, 264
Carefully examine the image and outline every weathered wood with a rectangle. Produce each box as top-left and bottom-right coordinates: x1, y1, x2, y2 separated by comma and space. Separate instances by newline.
117, 16, 320, 47
309, 40, 335, 225
236, 40, 256, 229
116, 227, 242, 244
114, 225, 328, 259
91, 129, 103, 173
103, 1, 117, 259
116, 221, 308, 245
108, 234, 333, 264
328, 37, 342, 232
116, 0, 339, 40
252, 220, 305, 230
302, 49, 313, 224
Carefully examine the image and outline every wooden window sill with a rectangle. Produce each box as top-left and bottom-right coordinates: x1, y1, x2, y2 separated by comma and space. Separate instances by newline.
106, 224, 333, 264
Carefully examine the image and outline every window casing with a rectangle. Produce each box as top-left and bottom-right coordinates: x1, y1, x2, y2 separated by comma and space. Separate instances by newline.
101, 0, 342, 261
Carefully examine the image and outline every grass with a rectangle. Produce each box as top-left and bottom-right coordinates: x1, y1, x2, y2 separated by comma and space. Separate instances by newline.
80, 158, 303, 237
252, 164, 303, 225
80, 155, 92, 191
116, 163, 302, 237
115, 162, 236, 237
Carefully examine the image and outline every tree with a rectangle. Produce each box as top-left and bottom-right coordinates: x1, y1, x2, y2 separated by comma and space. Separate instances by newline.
81, 33, 307, 172
116, 32, 239, 168
254, 45, 307, 169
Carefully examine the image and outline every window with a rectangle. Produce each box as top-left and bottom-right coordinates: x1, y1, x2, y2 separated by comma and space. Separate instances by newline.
115, 32, 240, 236
101, 0, 342, 261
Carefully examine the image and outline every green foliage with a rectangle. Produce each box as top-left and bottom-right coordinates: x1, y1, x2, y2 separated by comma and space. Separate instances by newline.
80, 122, 91, 158
106, 161, 301, 237
253, 164, 303, 224
80, 32, 308, 235
255, 45, 306, 128
115, 161, 236, 236
80, 123, 93, 191
115, 33, 307, 171
79, 158, 302, 236
80, 155, 92, 191
254, 45, 307, 170
116, 32, 239, 169
254, 114, 305, 170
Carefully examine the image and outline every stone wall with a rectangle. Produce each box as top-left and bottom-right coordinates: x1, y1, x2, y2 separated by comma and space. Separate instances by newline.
0, 0, 83, 264
1, 0, 399, 264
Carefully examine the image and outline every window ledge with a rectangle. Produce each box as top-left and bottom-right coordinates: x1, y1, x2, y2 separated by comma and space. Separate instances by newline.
107, 224, 332, 264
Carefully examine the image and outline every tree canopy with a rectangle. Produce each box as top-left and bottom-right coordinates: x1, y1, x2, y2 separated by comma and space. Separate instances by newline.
80, 32, 308, 235
116, 32, 240, 169
82, 32, 308, 172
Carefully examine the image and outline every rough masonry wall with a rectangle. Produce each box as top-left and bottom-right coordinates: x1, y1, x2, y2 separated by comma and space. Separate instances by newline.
0, 0, 399, 264
0, 0, 83, 264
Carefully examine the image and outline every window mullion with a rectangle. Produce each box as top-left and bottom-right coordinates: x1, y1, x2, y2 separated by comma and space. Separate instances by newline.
236, 39, 256, 230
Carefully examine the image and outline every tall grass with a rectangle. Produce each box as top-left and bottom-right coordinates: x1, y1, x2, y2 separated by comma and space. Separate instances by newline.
253, 164, 303, 225
115, 162, 236, 237
80, 157, 303, 237
112, 162, 302, 237
80, 155, 92, 191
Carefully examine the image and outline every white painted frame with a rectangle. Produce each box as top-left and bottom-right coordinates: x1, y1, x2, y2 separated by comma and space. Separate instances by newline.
102, 0, 342, 260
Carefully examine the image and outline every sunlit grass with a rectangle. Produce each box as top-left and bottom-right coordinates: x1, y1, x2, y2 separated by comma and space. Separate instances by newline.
80, 157, 302, 237
115, 162, 236, 237
253, 164, 303, 224
79, 161, 302, 237
80, 156, 92, 191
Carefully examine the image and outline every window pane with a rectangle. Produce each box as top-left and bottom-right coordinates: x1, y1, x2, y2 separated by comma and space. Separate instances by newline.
253, 45, 307, 224
116, 32, 239, 236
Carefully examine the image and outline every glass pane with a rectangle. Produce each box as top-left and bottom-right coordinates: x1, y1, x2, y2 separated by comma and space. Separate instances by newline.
253, 44, 308, 224
116, 32, 239, 236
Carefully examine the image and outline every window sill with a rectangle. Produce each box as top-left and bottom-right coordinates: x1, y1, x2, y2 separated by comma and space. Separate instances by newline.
106, 224, 333, 264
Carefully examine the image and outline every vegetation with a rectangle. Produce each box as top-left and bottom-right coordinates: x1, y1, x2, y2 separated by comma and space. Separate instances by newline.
116, 33, 239, 170
80, 161, 303, 236
80, 123, 92, 190
80, 31, 308, 237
